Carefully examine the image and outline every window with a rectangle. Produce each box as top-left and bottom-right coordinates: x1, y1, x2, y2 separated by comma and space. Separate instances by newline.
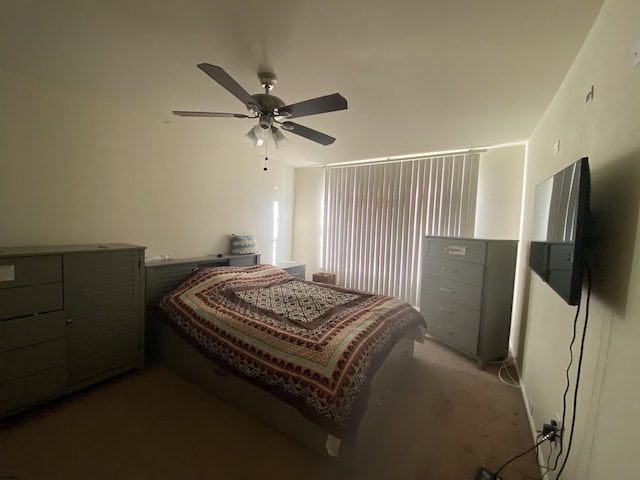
323, 153, 479, 306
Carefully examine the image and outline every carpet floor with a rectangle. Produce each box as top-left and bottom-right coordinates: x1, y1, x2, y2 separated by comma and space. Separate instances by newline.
0, 338, 541, 480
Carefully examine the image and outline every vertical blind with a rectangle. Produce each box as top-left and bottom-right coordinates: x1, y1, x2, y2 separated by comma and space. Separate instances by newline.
322, 153, 480, 306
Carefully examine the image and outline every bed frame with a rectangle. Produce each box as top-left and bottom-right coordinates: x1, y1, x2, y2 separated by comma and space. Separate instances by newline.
144, 255, 420, 459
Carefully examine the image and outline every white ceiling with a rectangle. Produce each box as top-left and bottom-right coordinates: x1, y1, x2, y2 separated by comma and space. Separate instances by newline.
0, 0, 604, 167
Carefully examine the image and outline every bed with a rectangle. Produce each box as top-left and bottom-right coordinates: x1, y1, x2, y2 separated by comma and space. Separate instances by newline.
145, 261, 425, 459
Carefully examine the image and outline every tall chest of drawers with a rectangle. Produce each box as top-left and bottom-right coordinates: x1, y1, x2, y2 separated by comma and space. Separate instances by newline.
421, 236, 517, 368
0, 244, 145, 418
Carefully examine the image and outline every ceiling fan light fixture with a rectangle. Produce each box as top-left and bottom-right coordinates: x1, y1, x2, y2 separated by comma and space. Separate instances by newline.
243, 127, 260, 147
272, 127, 289, 149
255, 124, 273, 141
244, 124, 273, 147
258, 115, 273, 129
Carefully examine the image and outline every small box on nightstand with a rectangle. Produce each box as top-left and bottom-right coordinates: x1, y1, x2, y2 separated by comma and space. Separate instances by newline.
313, 272, 336, 285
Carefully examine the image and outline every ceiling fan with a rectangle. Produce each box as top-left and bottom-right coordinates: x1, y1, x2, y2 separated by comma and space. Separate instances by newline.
173, 63, 348, 147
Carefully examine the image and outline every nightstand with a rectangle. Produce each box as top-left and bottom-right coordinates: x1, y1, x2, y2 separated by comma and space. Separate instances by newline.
276, 261, 306, 280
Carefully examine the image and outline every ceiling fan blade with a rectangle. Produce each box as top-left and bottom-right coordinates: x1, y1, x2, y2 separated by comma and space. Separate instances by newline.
197, 63, 256, 108
172, 111, 252, 118
281, 93, 347, 119
281, 121, 336, 146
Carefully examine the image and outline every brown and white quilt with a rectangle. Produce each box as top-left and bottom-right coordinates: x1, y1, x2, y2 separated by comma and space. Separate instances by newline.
158, 264, 425, 441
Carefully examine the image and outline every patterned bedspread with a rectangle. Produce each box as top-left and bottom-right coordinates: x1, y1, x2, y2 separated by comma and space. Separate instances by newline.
158, 264, 425, 441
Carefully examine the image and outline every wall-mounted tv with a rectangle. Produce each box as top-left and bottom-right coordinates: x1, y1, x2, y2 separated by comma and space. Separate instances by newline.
529, 157, 591, 305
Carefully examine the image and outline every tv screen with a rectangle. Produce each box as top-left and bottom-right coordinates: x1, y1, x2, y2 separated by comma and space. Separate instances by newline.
529, 157, 591, 305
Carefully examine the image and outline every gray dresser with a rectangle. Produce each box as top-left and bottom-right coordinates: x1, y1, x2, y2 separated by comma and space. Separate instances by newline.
0, 244, 145, 418
421, 236, 517, 368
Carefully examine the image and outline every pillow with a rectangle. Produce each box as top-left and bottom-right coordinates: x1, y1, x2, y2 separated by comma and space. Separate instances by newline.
230, 233, 258, 255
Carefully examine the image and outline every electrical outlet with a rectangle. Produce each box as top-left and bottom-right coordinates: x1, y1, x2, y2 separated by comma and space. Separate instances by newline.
555, 412, 563, 437
541, 416, 563, 443
542, 420, 558, 441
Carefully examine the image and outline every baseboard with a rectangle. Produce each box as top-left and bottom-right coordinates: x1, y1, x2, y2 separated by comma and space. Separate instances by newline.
512, 357, 551, 479
512, 358, 537, 440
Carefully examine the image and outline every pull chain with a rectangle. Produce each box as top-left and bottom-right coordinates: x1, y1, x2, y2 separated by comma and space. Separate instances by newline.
264, 141, 268, 171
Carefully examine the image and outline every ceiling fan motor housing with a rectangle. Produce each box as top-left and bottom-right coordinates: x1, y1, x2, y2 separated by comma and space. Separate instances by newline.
251, 93, 286, 118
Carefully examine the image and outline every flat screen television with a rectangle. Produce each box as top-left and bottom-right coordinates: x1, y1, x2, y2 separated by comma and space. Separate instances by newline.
529, 157, 591, 305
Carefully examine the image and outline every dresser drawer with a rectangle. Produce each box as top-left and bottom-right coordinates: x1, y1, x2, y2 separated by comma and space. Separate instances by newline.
0, 338, 66, 384
421, 293, 481, 332
0, 311, 66, 352
0, 366, 66, 415
426, 316, 479, 355
423, 256, 485, 287
422, 275, 482, 309
425, 238, 486, 264
0, 255, 62, 289
0, 283, 64, 320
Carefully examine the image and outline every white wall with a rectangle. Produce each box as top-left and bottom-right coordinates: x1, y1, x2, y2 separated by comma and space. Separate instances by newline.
292, 168, 325, 278
516, 1, 640, 478
0, 67, 295, 263
474, 145, 525, 240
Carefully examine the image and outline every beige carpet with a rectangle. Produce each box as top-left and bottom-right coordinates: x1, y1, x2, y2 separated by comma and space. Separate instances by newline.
0, 338, 541, 480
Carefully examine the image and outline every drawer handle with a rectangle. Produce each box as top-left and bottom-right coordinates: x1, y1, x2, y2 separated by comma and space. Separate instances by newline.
439, 306, 455, 315
66, 318, 73, 324
441, 267, 459, 273
438, 325, 454, 335
439, 287, 455, 294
